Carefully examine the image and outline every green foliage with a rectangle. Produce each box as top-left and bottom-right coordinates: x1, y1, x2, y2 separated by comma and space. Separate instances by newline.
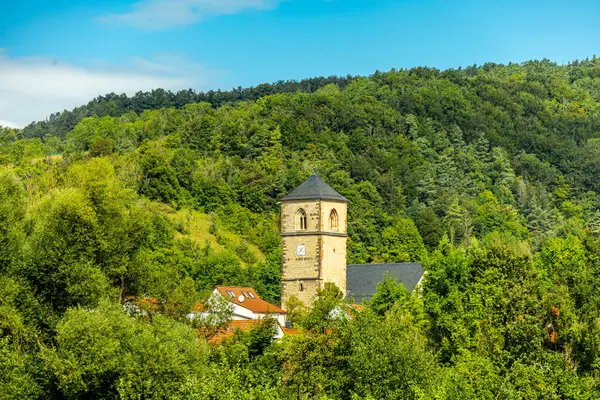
280, 331, 349, 398
27, 187, 111, 310
380, 218, 428, 262
232, 317, 278, 359
190, 291, 233, 339
137, 141, 184, 206
346, 307, 439, 399
3, 58, 600, 398
368, 273, 410, 316
44, 302, 209, 399
0, 338, 41, 400
0, 172, 25, 273
414, 206, 444, 250
299, 282, 345, 334
90, 137, 115, 157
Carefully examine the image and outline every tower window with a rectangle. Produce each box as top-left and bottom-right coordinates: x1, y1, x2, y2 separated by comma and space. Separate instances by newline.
295, 209, 307, 230
329, 209, 339, 232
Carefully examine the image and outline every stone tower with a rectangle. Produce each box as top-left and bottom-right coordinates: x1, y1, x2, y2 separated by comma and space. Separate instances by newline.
280, 175, 348, 306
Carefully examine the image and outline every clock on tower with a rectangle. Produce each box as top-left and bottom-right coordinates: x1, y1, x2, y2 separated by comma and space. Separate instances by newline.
280, 175, 348, 306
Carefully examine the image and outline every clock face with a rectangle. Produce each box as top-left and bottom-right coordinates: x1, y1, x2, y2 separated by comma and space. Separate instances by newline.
296, 245, 306, 256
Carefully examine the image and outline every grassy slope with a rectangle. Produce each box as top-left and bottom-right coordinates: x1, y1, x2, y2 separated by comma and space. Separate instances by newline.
170, 209, 266, 266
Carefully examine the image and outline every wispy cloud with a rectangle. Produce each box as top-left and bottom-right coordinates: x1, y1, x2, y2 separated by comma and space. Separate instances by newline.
0, 120, 20, 129
100, 0, 283, 30
0, 53, 215, 128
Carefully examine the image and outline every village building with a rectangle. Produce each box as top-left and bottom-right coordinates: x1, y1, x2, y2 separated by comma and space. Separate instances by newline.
188, 286, 296, 345
208, 320, 298, 345
131, 174, 424, 342
281, 174, 425, 306
190, 286, 287, 327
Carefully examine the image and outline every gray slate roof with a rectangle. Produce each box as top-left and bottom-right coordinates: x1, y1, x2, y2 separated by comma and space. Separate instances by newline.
346, 263, 424, 302
281, 175, 348, 202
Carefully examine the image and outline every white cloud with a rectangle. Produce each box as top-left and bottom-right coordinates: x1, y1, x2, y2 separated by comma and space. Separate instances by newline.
0, 53, 215, 128
0, 120, 20, 129
100, 0, 283, 30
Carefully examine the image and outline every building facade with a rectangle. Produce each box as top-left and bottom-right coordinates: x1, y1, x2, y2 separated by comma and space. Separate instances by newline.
280, 174, 425, 307
280, 175, 348, 306
191, 286, 287, 327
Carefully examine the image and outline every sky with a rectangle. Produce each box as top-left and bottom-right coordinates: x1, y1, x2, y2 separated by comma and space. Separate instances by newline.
1, 0, 600, 128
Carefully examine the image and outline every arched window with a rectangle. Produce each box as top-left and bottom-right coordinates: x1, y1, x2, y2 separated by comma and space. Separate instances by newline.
329, 209, 339, 232
295, 209, 307, 230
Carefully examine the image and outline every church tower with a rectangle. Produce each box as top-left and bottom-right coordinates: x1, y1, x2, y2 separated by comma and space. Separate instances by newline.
280, 175, 348, 306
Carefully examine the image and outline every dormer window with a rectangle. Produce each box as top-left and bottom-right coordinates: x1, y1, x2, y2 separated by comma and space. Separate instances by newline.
295, 209, 307, 231
329, 209, 339, 232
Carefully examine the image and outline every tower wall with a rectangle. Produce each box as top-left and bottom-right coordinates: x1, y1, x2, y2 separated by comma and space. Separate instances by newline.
319, 200, 347, 296
281, 199, 347, 307
319, 200, 347, 233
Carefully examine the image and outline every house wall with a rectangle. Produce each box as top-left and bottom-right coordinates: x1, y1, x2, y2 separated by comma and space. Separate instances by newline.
209, 290, 287, 325
254, 312, 287, 326
206, 290, 255, 320
274, 324, 284, 339
232, 304, 256, 320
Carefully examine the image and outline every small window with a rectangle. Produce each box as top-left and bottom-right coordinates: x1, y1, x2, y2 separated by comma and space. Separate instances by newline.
329, 209, 339, 232
295, 209, 308, 231
242, 292, 249, 298
299, 283, 304, 291
226, 290, 235, 297
248, 292, 255, 299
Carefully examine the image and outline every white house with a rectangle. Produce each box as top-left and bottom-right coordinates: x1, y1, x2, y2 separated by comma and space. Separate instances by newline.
190, 286, 287, 327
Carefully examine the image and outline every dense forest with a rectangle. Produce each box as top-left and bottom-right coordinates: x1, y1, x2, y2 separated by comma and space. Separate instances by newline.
2, 58, 600, 398
18, 75, 355, 141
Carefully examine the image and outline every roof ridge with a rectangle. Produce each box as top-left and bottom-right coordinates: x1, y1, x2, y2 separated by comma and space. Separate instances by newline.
216, 285, 256, 290
215, 286, 286, 314
281, 174, 348, 202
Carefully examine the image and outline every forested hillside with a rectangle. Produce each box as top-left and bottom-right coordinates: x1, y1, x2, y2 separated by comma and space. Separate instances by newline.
2, 58, 600, 398
19, 75, 354, 141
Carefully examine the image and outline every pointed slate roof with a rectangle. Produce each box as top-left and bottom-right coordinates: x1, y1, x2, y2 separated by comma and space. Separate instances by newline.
281, 175, 348, 202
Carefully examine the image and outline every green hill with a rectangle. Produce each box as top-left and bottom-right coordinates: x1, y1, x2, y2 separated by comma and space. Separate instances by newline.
2, 58, 600, 398
170, 209, 266, 266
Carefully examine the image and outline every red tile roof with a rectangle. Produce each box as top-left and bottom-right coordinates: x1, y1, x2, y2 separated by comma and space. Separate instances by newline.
124, 296, 163, 313
191, 301, 206, 313
215, 286, 286, 314
207, 320, 297, 344
345, 303, 365, 320
208, 320, 260, 344
281, 326, 300, 335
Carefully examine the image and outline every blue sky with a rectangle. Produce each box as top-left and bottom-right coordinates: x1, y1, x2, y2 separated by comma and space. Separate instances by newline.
1, 0, 600, 127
